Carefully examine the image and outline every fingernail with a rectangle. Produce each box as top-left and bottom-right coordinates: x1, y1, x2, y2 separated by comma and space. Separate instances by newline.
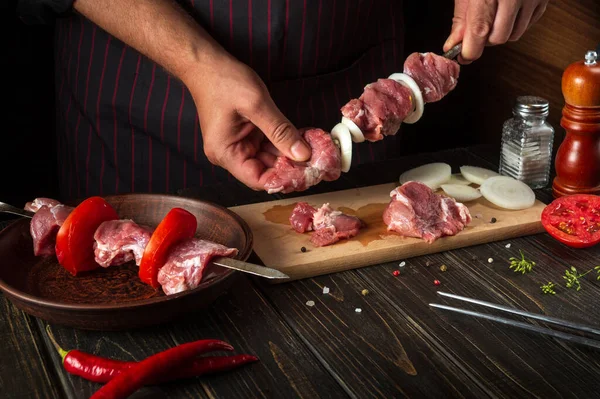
291, 140, 311, 161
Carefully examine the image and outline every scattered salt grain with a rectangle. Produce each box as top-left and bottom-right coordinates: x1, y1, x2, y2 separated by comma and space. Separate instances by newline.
323, 286, 330, 295
306, 300, 315, 307
488, 258, 494, 263
355, 308, 362, 313
399, 261, 406, 267
505, 243, 512, 248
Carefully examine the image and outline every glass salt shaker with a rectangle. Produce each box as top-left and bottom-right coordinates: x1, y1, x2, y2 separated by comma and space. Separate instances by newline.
499, 96, 555, 189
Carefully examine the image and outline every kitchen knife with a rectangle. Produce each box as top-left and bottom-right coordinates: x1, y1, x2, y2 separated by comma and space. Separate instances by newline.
211, 257, 289, 280
0, 201, 289, 280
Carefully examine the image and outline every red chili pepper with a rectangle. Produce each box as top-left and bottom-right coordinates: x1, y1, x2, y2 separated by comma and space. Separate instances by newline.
90, 339, 238, 399
46, 326, 256, 387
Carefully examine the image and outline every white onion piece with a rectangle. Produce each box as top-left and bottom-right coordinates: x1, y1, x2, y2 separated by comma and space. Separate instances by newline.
331, 123, 353, 173
447, 173, 472, 186
480, 176, 535, 210
399, 162, 451, 189
388, 73, 424, 124
460, 165, 500, 185
341, 117, 365, 143
441, 184, 482, 202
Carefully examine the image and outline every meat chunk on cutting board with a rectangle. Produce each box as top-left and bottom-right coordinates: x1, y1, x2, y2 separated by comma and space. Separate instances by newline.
383, 181, 471, 243
290, 202, 364, 247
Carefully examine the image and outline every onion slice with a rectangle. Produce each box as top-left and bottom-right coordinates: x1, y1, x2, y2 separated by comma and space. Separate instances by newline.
399, 162, 451, 189
460, 165, 500, 185
331, 123, 353, 173
447, 173, 472, 185
441, 184, 482, 202
388, 73, 424, 124
479, 176, 535, 210
341, 117, 365, 143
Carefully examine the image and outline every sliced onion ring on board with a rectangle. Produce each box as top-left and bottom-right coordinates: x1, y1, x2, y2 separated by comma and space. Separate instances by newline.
441, 184, 482, 202
460, 165, 500, 185
480, 176, 535, 210
341, 117, 365, 143
399, 162, 451, 189
447, 173, 472, 186
388, 73, 424, 124
331, 123, 353, 173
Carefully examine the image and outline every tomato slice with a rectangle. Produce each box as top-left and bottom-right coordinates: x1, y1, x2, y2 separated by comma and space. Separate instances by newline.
55, 197, 119, 275
541, 194, 600, 248
139, 208, 197, 288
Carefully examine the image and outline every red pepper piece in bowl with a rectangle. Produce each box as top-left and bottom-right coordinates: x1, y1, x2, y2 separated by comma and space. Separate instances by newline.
139, 207, 197, 288
55, 196, 119, 275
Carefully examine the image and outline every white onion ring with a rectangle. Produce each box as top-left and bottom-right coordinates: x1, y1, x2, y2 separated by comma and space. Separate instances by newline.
388, 73, 424, 124
331, 123, 353, 173
341, 117, 365, 143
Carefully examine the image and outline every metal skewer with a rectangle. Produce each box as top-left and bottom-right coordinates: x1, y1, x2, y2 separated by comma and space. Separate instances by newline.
442, 43, 462, 60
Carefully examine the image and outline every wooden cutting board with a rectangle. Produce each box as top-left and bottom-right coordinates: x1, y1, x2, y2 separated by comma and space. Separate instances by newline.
229, 183, 547, 281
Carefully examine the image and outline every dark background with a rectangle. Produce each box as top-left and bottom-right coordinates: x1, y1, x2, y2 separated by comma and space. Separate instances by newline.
2, 0, 599, 209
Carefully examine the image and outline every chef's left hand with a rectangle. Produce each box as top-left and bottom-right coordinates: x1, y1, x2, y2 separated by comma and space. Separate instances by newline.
443, 0, 549, 64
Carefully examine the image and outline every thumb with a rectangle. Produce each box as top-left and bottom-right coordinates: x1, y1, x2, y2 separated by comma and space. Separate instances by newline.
249, 99, 311, 162
443, 0, 468, 52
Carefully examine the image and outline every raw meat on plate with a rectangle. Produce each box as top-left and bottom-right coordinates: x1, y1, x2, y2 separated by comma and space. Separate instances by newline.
93, 220, 154, 267
30, 204, 73, 256
383, 181, 471, 243
157, 238, 239, 295
289, 202, 363, 247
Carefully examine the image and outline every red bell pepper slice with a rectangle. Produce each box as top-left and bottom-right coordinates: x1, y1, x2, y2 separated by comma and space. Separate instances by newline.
139, 208, 197, 288
55, 197, 119, 276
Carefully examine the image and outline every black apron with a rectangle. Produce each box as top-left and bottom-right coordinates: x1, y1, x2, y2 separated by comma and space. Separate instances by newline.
53, 0, 405, 200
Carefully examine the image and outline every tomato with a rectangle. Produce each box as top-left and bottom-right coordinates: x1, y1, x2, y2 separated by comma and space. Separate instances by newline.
541, 194, 600, 248
139, 208, 197, 288
55, 197, 119, 275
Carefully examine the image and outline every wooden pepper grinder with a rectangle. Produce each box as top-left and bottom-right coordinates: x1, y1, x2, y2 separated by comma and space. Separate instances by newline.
552, 50, 600, 198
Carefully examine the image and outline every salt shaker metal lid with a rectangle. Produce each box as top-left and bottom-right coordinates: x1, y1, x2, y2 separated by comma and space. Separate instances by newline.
513, 96, 549, 117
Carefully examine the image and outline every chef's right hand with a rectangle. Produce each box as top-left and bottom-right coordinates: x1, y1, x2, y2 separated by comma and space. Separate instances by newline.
443, 0, 549, 64
183, 54, 311, 190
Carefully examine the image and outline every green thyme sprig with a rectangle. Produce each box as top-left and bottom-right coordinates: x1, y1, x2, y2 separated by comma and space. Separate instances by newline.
509, 250, 536, 274
540, 282, 556, 295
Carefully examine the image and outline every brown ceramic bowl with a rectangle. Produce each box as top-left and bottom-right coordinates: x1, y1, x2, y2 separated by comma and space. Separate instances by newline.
0, 194, 253, 331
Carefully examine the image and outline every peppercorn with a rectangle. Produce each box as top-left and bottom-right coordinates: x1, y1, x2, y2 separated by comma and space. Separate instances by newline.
300, 247, 307, 253
490, 217, 497, 223
434, 280, 441, 286
361, 289, 369, 296
440, 265, 447, 272
393, 270, 400, 276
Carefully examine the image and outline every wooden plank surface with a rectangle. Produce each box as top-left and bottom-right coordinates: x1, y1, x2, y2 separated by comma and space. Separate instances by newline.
231, 183, 546, 281
37, 277, 348, 399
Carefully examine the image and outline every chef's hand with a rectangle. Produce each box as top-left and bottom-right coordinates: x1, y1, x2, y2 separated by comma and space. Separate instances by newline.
184, 56, 311, 190
443, 0, 549, 64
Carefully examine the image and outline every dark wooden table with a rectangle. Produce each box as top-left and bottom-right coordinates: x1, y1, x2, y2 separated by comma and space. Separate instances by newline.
2, 145, 600, 399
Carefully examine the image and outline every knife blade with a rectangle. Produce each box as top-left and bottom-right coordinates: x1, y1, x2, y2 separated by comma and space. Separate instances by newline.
442, 43, 462, 60
211, 257, 290, 280
0, 201, 34, 218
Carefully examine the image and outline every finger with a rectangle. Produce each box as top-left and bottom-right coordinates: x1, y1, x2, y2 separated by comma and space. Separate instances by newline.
487, 0, 520, 46
509, 3, 535, 41
260, 141, 283, 157
530, 2, 548, 25
225, 157, 269, 191
246, 95, 311, 162
461, 0, 497, 63
443, 0, 469, 52
256, 151, 278, 168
